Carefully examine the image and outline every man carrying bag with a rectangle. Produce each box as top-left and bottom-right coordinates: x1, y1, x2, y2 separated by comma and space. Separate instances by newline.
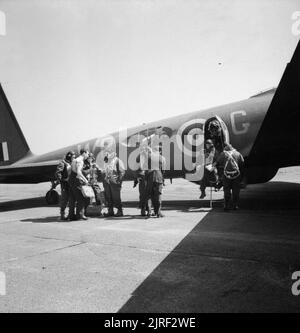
69, 149, 90, 221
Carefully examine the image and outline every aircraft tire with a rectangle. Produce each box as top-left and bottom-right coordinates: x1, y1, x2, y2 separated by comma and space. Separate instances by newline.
45, 189, 59, 205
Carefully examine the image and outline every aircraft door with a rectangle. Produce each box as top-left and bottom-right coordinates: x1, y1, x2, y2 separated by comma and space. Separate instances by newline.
215, 115, 230, 143
204, 115, 230, 153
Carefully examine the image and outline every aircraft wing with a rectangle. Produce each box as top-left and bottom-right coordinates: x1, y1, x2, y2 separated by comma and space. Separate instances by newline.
0, 160, 60, 183
246, 40, 300, 168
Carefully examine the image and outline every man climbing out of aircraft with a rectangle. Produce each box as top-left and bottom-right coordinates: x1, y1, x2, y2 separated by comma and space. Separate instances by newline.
68, 149, 90, 221
55, 151, 75, 220
214, 143, 244, 211
102, 147, 125, 217
199, 139, 219, 199
145, 145, 166, 218
207, 120, 226, 157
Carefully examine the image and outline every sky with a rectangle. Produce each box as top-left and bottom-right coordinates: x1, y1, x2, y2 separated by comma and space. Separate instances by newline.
0, 0, 299, 154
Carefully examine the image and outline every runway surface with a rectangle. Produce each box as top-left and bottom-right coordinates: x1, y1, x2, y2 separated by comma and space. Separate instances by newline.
0, 167, 300, 312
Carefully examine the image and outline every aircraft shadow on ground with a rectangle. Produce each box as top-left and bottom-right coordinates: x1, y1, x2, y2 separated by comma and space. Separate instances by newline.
238, 181, 300, 210
0, 197, 49, 212
117, 210, 300, 313
21, 216, 61, 223
2, 181, 300, 310
118, 181, 300, 313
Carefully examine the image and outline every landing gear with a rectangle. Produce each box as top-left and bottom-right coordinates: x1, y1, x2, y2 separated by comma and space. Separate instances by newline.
45, 180, 59, 205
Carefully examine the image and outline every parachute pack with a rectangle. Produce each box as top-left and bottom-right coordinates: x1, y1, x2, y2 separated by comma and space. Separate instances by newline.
224, 150, 240, 179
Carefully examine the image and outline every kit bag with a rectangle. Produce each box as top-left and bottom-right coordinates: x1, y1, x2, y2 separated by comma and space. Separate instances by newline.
81, 185, 95, 198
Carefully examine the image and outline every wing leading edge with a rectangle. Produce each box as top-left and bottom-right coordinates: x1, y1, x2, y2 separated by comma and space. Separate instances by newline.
0, 160, 59, 183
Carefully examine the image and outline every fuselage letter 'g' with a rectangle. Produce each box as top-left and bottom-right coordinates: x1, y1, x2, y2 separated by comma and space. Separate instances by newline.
230, 110, 250, 135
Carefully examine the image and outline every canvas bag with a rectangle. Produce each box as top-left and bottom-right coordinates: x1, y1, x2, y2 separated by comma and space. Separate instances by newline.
81, 185, 95, 198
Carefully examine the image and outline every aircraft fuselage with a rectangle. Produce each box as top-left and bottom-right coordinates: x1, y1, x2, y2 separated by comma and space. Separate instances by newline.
2, 90, 278, 185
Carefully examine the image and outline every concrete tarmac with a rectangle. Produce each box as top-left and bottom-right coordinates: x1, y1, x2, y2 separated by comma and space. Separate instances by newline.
0, 167, 300, 312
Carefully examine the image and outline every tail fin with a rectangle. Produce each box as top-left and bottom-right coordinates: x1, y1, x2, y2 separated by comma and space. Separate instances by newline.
0, 84, 30, 166
247, 40, 300, 168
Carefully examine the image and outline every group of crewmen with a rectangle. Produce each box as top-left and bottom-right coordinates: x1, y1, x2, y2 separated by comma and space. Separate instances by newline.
55, 144, 166, 221
55, 120, 244, 220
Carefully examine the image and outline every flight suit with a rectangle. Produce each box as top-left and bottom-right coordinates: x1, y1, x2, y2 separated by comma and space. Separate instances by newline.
89, 165, 103, 206
134, 154, 149, 215
216, 149, 244, 209
85, 162, 104, 215
103, 157, 125, 216
69, 156, 87, 219
200, 146, 218, 196
138, 173, 149, 214
145, 153, 166, 217
82, 160, 94, 216
55, 159, 72, 219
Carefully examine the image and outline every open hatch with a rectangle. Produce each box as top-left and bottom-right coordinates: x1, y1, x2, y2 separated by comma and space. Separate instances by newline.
204, 115, 230, 154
